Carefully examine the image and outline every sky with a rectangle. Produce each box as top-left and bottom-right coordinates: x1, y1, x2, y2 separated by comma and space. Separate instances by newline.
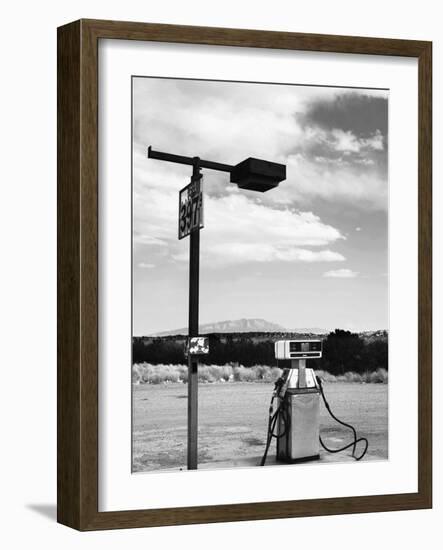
132, 77, 388, 335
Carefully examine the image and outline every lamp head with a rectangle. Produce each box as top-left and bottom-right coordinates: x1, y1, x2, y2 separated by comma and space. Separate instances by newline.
230, 158, 286, 192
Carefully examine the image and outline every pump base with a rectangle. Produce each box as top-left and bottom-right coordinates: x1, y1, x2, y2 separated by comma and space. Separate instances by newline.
277, 454, 320, 464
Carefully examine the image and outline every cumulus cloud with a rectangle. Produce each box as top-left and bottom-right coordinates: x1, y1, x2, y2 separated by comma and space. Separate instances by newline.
173, 244, 344, 265
270, 153, 387, 209
133, 234, 168, 247
205, 194, 344, 247
132, 79, 387, 271
133, 79, 388, 211
331, 128, 384, 153
299, 92, 388, 138
134, 185, 346, 267
282, 92, 388, 209
323, 268, 359, 278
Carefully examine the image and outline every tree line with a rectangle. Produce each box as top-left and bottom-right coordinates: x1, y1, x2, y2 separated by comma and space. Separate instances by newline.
133, 329, 388, 374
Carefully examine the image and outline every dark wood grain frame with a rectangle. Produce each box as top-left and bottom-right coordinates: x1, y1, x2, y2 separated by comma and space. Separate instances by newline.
57, 19, 432, 531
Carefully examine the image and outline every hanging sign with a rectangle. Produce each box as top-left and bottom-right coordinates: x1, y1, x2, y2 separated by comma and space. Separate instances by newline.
178, 176, 204, 239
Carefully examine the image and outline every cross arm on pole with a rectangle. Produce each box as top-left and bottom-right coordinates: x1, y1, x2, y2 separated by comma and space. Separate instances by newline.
148, 146, 233, 174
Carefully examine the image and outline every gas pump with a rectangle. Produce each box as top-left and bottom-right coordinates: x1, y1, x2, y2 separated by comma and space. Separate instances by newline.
260, 340, 368, 466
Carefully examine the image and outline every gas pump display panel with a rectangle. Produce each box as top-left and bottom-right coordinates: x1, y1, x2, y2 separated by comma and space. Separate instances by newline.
275, 340, 323, 360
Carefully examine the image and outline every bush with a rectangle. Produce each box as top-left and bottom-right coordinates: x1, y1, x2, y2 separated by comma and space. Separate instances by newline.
360, 369, 388, 383
249, 365, 279, 382
149, 364, 180, 384
344, 371, 364, 383
197, 365, 234, 383
198, 366, 217, 383
252, 365, 267, 380
233, 365, 258, 382
361, 371, 371, 383
315, 370, 337, 383
369, 368, 388, 383
132, 363, 143, 384
176, 364, 188, 383
132, 363, 388, 385
218, 365, 234, 381
132, 363, 182, 384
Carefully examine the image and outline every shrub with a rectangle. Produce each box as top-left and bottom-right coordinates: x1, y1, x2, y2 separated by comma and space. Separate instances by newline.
233, 365, 259, 382
198, 366, 216, 383
315, 370, 337, 383
361, 371, 372, 383
132, 363, 388, 385
344, 371, 363, 383
360, 369, 388, 383
241, 367, 260, 382
263, 366, 282, 382
369, 368, 388, 383
215, 365, 233, 381
132, 364, 144, 384
177, 364, 188, 383
252, 365, 267, 380
132, 363, 182, 384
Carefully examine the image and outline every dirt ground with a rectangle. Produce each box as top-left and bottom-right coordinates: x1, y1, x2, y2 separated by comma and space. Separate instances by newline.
132, 381, 388, 472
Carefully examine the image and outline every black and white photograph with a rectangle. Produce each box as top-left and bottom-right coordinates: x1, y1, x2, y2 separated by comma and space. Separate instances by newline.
131, 77, 389, 473
1, 0, 436, 542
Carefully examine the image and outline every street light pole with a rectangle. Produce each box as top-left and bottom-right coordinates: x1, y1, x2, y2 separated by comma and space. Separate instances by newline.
187, 159, 201, 470
147, 146, 286, 470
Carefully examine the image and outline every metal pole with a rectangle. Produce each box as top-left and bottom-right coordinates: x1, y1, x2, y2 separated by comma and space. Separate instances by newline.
187, 160, 201, 470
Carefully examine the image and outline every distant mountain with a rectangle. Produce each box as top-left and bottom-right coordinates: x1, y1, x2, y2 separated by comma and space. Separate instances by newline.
287, 327, 330, 335
154, 318, 285, 335
153, 318, 330, 336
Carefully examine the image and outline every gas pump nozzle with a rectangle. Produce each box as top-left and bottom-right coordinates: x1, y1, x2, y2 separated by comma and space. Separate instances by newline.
274, 370, 291, 399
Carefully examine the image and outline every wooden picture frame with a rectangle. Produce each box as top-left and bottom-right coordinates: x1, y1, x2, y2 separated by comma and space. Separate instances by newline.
57, 19, 432, 530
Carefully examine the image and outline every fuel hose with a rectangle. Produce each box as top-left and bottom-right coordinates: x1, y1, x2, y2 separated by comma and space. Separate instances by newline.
316, 376, 368, 461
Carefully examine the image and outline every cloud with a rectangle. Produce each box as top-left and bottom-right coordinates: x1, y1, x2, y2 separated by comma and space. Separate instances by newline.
196, 194, 346, 266
299, 92, 388, 138
271, 154, 387, 210
133, 233, 168, 247
132, 79, 387, 271
323, 268, 359, 278
173, 244, 345, 265
280, 92, 388, 209
133, 182, 346, 267
331, 129, 362, 153
205, 194, 344, 247
331, 128, 384, 153
274, 120, 387, 209
133, 79, 388, 211
133, 78, 306, 166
